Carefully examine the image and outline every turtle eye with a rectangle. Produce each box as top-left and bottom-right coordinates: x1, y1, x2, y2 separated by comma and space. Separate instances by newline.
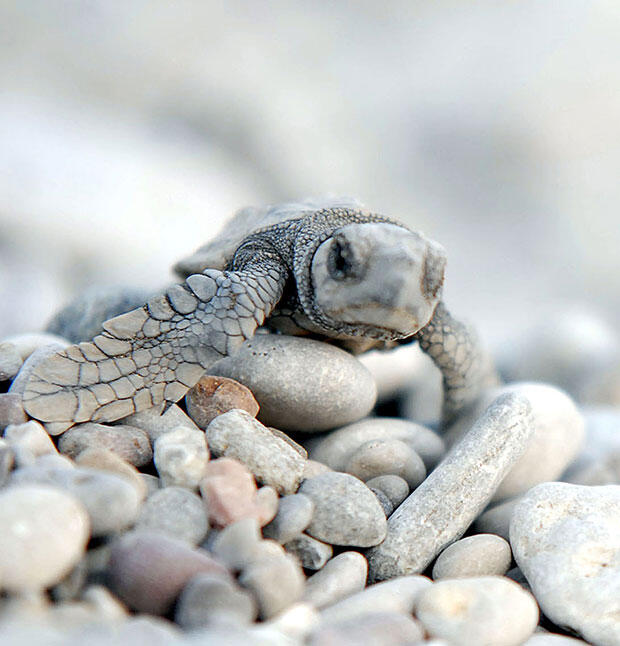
328, 236, 357, 280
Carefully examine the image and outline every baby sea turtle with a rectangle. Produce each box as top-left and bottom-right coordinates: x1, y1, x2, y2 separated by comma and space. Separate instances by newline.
22, 199, 493, 434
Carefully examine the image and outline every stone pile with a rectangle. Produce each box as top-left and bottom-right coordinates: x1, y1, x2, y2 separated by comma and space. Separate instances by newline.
0, 322, 618, 646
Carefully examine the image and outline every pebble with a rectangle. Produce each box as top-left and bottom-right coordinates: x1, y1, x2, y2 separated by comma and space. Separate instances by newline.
365, 475, 409, 509
135, 486, 208, 545
309, 611, 425, 646
186, 375, 259, 429
0, 438, 15, 486
358, 343, 434, 402
0, 341, 23, 381
123, 402, 201, 443
154, 425, 209, 489
367, 393, 534, 581
510, 482, 620, 646
58, 422, 152, 467
308, 416, 445, 471
2, 332, 70, 360
473, 497, 522, 541
285, 534, 333, 570
210, 334, 377, 432
12, 464, 142, 536
140, 473, 161, 496
209, 518, 262, 571
445, 382, 585, 502
0, 484, 90, 592
258, 602, 320, 643
75, 447, 147, 500
255, 485, 279, 525
299, 471, 387, 547
108, 530, 230, 615
263, 493, 315, 544
303, 459, 331, 479
238, 552, 305, 619
497, 306, 620, 403
3, 420, 57, 465
303, 552, 368, 609
175, 573, 257, 629
415, 576, 539, 646
562, 406, 620, 485
369, 486, 394, 516
206, 409, 305, 495
344, 438, 426, 489
320, 575, 431, 624
0, 393, 27, 430
200, 457, 266, 528
432, 534, 512, 579
45, 285, 152, 344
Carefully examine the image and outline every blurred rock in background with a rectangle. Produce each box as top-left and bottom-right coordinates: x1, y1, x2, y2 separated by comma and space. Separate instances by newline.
1, 0, 619, 361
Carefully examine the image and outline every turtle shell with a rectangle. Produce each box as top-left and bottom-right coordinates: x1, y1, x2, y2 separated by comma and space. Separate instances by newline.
173, 197, 362, 278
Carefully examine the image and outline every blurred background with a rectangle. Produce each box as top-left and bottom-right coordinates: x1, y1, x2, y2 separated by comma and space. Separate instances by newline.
1, 0, 619, 359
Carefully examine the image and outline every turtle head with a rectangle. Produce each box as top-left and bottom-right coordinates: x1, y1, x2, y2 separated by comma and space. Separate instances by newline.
306, 222, 446, 340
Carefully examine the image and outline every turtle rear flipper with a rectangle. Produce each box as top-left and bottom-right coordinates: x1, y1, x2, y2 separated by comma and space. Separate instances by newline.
23, 262, 286, 434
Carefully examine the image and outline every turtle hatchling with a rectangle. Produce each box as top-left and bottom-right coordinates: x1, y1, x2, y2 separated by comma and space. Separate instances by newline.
22, 199, 495, 435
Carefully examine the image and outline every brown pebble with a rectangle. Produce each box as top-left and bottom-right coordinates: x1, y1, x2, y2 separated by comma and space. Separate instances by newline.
108, 531, 230, 615
0, 393, 27, 430
186, 375, 259, 429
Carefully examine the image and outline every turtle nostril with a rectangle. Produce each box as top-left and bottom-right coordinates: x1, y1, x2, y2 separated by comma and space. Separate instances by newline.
422, 246, 446, 300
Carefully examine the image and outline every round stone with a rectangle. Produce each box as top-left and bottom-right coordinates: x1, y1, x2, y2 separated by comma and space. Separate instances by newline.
432, 534, 512, 580
206, 409, 305, 495
473, 497, 522, 542
175, 573, 257, 629
285, 534, 333, 570
0, 484, 90, 592
263, 493, 315, 544
303, 551, 368, 609
210, 334, 377, 432
11, 464, 142, 536
108, 531, 230, 614
445, 382, 585, 502
186, 375, 259, 429
310, 612, 425, 646
0, 341, 23, 381
320, 575, 431, 624
308, 417, 445, 471
344, 438, 426, 489
299, 471, 386, 547
365, 475, 409, 509
510, 482, 620, 646
154, 425, 209, 489
58, 422, 152, 467
0, 393, 27, 430
415, 576, 538, 646
135, 486, 208, 545
124, 402, 200, 443
238, 552, 305, 619
75, 447, 147, 500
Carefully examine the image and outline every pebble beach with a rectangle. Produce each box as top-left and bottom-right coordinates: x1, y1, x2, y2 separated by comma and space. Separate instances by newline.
0, 300, 619, 646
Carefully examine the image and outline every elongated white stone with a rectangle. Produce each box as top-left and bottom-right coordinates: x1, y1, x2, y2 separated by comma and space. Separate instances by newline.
367, 393, 534, 581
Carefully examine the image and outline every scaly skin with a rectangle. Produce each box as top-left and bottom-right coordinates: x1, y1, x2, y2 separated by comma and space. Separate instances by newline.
22, 205, 494, 433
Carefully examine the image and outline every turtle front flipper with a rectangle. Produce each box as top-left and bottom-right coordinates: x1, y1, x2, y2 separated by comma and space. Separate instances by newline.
415, 302, 499, 429
22, 260, 286, 434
